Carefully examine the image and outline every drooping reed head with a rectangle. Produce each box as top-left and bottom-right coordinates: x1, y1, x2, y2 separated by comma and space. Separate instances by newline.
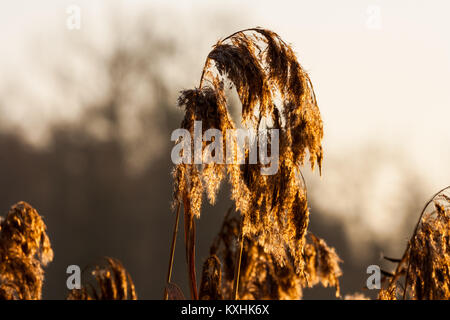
172, 28, 324, 275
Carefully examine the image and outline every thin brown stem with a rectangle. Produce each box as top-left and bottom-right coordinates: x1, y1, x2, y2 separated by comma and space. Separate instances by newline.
187, 218, 199, 300
199, 57, 211, 89
164, 203, 181, 300
232, 220, 244, 300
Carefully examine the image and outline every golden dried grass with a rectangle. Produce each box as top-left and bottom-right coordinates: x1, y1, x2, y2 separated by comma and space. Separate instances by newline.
379, 186, 450, 300
170, 27, 324, 299
67, 257, 137, 300
0, 28, 448, 302
203, 209, 342, 300
0, 202, 137, 300
0, 202, 53, 300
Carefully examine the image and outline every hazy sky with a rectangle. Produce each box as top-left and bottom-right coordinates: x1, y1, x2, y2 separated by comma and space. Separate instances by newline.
2, 0, 449, 157
0, 0, 449, 247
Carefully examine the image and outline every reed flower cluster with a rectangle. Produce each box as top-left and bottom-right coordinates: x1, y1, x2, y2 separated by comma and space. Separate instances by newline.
201, 210, 341, 300
0, 202, 53, 300
169, 27, 338, 300
67, 257, 137, 300
0, 202, 136, 300
379, 187, 450, 300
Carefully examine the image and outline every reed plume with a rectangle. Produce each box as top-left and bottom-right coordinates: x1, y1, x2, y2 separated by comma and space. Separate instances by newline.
198, 255, 223, 300
0, 201, 53, 300
379, 186, 450, 300
170, 27, 324, 299
200, 209, 342, 300
67, 257, 137, 300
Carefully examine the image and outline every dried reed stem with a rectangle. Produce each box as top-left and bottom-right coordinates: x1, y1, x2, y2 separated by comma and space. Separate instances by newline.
232, 220, 244, 300
164, 203, 181, 300
186, 217, 199, 299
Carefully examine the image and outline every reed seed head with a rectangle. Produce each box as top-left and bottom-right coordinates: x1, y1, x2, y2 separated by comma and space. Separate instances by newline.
173, 28, 324, 275
67, 257, 137, 300
0, 201, 53, 300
